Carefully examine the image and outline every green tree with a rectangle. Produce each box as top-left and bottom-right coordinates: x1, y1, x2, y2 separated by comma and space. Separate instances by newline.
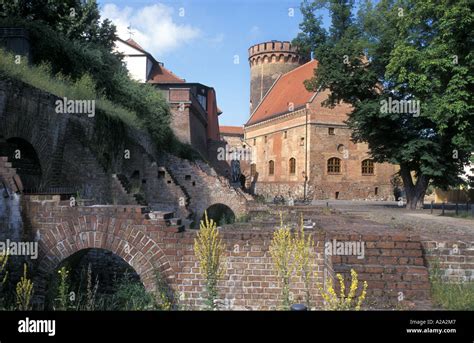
0, 0, 116, 50
294, 0, 474, 209
0, 11, 174, 152
292, 0, 327, 59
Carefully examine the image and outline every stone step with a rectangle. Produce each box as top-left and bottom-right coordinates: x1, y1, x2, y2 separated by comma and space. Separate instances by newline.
146, 211, 174, 220
166, 217, 182, 226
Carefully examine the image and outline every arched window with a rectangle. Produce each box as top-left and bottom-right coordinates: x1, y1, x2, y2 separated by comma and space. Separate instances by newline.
250, 163, 257, 176
327, 157, 341, 174
362, 159, 374, 175
269, 160, 275, 175
289, 158, 296, 174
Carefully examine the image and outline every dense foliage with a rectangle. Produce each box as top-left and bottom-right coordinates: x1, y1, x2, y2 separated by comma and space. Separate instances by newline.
294, 0, 474, 208
0, 1, 177, 152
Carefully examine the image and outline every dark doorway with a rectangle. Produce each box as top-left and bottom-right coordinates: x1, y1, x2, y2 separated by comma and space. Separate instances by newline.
202, 203, 236, 226
0, 137, 42, 190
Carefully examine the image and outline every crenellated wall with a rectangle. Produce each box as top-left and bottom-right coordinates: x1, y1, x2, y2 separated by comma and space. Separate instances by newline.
248, 41, 309, 113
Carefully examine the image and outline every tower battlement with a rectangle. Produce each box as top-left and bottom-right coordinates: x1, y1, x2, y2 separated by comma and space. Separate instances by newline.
248, 40, 308, 112
248, 41, 307, 66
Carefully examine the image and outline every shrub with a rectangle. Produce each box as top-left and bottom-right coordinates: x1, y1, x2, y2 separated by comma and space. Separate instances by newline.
15, 264, 33, 311
0, 253, 9, 309
108, 277, 157, 311
318, 269, 368, 311
269, 215, 295, 309
0, 48, 140, 128
294, 218, 315, 307
55, 266, 71, 311
0, 18, 175, 151
194, 211, 226, 310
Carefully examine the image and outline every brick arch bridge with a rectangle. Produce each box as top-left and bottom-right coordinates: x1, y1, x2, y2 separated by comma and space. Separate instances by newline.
24, 199, 177, 306
22, 195, 324, 310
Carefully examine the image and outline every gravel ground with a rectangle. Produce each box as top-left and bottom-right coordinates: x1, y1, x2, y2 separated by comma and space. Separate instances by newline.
309, 200, 474, 242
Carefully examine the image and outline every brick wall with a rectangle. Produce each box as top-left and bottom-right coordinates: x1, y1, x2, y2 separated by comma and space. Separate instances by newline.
0, 156, 23, 193
160, 153, 248, 223
168, 89, 209, 160
308, 125, 397, 200
173, 229, 326, 310
144, 163, 192, 220
21, 196, 325, 310
422, 240, 474, 282
253, 182, 306, 200
59, 126, 112, 203
329, 233, 430, 307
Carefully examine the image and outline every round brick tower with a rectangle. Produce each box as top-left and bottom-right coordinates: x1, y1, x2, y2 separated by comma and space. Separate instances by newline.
248, 40, 309, 113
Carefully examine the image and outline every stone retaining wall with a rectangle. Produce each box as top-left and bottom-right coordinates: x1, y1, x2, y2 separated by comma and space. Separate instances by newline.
422, 240, 474, 282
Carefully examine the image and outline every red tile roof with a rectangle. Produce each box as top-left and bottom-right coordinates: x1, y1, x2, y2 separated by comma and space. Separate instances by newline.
246, 60, 318, 125
219, 126, 244, 135
125, 38, 146, 53
120, 38, 184, 83
147, 63, 185, 84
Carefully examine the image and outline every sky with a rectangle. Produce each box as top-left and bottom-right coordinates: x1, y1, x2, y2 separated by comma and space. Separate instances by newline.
99, 0, 322, 127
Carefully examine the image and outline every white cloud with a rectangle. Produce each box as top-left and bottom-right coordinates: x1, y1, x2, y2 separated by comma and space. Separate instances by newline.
207, 33, 225, 47
101, 3, 201, 58
249, 25, 262, 41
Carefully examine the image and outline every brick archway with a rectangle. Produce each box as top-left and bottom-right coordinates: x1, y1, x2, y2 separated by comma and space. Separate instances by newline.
202, 203, 236, 225
33, 213, 175, 305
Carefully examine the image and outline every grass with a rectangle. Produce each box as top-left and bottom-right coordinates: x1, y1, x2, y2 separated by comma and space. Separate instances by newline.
0, 48, 140, 129
429, 261, 474, 310
45, 264, 175, 311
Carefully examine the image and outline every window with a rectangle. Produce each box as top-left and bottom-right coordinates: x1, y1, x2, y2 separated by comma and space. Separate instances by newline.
328, 127, 335, 135
300, 137, 305, 146
250, 163, 256, 176
264, 135, 268, 143
269, 160, 275, 175
284, 131, 287, 139
253, 138, 256, 146
289, 158, 296, 174
197, 94, 207, 110
362, 159, 374, 175
327, 157, 341, 174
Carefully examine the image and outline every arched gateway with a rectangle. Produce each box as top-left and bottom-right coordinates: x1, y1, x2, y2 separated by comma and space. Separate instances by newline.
31, 208, 175, 307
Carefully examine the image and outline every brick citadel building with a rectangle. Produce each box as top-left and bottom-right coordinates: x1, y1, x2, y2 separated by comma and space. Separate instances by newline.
243, 41, 398, 200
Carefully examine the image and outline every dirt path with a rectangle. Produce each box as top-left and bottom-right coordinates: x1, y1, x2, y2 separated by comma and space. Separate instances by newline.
310, 200, 474, 242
